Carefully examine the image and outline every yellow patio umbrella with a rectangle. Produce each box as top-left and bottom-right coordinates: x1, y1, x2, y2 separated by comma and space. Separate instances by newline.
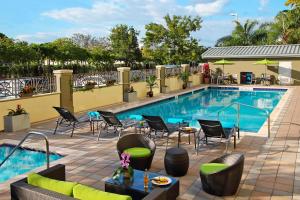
254, 59, 278, 77
213, 59, 234, 77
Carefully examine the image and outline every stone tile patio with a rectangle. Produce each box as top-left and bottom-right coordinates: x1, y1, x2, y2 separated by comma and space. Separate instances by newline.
0, 86, 300, 200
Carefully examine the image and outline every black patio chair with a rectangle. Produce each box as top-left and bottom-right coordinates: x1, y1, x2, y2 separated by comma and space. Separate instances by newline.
200, 153, 244, 196
142, 115, 179, 149
97, 110, 137, 140
197, 119, 237, 154
53, 106, 90, 137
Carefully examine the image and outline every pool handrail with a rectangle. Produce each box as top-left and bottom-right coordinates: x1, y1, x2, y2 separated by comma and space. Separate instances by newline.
217, 102, 270, 138
0, 131, 50, 169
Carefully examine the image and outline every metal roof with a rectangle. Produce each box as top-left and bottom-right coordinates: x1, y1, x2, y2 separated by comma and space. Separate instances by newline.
201, 44, 300, 59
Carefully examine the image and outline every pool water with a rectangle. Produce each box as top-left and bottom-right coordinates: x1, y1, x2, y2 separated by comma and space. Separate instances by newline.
0, 144, 62, 183
118, 88, 285, 132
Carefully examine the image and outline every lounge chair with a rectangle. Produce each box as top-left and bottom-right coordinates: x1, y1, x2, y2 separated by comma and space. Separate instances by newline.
53, 107, 90, 137
199, 154, 244, 196
142, 115, 179, 148
197, 119, 237, 153
10, 164, 166, 200
117, 134, 156, 170
97, 111, 137, 140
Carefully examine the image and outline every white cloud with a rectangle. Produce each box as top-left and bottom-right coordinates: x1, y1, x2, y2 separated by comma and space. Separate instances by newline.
185, 0, 229, 16
259, 0, 269, 11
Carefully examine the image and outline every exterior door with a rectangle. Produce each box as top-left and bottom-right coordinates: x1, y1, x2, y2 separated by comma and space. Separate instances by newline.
278, 61, 292, 85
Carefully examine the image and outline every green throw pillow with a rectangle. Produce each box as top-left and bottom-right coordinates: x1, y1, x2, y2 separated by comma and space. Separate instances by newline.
200, 163, 229, 175
27, 173, 77, 196
123, 147, 151, 158
73, 184, 132, 200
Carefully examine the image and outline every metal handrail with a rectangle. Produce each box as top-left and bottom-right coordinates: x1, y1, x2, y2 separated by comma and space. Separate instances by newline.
0, 131, 50, 169
217, 102, 271, 138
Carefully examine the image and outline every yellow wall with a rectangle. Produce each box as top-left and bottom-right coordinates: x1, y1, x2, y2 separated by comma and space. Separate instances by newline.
190, 74, 201, 86
131, 81, 160, 99
73, 85, 123, 113
0, 93, 60, 131
165, 77, 183, 91
208, 58, 300, 85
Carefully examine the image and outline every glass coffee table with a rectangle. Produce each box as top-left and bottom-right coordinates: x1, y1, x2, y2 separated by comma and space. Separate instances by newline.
105, 169, 179, 200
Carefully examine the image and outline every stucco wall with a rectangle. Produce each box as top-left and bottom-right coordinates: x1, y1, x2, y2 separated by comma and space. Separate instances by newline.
131, 82, 160, 99
0, 93, 60, 131
208, 58, 300, 85
165, 76, 183, 91
73, 85, 123, 113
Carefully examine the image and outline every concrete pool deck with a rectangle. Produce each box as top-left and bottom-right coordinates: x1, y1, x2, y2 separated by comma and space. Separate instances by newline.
0, 85, 299, 200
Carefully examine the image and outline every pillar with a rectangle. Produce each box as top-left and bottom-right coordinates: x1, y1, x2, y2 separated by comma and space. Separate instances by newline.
156, 65, 166, 93
117, 67, 130, 101
53, 70, 74, 113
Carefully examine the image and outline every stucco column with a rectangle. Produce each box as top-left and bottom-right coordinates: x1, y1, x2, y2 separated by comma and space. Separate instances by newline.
117, 67, 130, 101
156, 65, 166, 93
53, 70, 74, 113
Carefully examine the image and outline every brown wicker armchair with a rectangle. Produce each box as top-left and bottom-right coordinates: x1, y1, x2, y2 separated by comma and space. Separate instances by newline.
117, 134, 156, 171
200, 153, 244, 196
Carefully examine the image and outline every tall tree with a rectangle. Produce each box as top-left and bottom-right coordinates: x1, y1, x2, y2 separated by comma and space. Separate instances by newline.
110, 24, 142, 67
143, 15, 202, 64
71, 33, 99, 49
216, 20, 269, 46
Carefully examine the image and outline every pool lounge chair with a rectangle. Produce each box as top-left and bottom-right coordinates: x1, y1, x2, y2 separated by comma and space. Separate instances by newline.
97, 111, 137, 140
53, 107, 91, 137
197, 119, 237, 154
10, 164, 166, 200
142, 115, 179, 149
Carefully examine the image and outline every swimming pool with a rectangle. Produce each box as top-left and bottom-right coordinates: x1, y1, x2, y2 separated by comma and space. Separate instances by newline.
0, 144, 62, 183
117, 87, 286, 132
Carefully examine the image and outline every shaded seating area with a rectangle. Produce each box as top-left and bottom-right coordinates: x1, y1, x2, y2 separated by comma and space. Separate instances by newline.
197, 119, 237, 153
97, 111, 137, 140
199, 154, 244, 196
53, 107, 92, 137
117, 134, 156, 171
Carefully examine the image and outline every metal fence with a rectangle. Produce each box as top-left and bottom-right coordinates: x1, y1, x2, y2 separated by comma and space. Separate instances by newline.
165, 67, 182, 77
0, 76, 56, 99
130, 69, 156, 82
73, 71, 118, 88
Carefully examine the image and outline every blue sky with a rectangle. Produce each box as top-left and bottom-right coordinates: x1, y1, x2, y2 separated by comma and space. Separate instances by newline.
0, 0, 287, 47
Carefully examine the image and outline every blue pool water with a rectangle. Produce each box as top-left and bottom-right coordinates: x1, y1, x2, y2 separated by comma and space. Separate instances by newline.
118, 88, 286, 132
0, 144, 62, 183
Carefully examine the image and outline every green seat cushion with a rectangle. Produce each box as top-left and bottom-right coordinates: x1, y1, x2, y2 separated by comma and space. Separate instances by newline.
200, 163, 229, 175
123, 147, 151, 158
73, 184, 132, 200
27, 173, 77, 196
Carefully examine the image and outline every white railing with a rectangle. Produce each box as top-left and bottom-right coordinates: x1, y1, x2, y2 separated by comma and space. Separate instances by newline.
130, 69, 156, 82
73, 71, 118, 88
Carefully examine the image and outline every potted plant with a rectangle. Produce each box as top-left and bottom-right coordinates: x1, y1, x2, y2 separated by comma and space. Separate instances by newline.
19, 85, 35, 98
146, 75, 157, 97
4, 105, 30, 132
106, 79, 116, 86
85, 81, 97, 90
178, 71, 191, 89
112, 153, 134, 180
124, 86, 137, 102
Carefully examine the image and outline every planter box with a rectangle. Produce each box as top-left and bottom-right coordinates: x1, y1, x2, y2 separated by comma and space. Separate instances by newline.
4, 114, 30, 132
161, 86, 169, 93
124, 91, 138, 102
187, 81, 192, 88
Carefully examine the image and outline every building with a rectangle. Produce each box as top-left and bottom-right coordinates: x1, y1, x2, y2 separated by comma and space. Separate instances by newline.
201, 44, 300, 85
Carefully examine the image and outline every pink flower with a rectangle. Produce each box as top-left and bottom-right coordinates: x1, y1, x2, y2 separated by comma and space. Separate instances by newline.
120, 153, 130, 169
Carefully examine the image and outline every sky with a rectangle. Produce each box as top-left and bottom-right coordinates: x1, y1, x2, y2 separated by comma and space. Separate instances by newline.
0, 0, 287, 47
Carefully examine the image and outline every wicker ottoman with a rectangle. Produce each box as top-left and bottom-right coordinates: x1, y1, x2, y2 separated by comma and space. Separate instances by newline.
164, 147, 189, 177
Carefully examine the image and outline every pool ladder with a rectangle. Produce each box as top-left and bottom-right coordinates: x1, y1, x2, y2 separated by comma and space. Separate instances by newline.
217, 102, 271, 138
0, 131, 50, 169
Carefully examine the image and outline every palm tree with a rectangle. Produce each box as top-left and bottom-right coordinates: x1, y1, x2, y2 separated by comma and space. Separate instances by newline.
216, 20, 269, 46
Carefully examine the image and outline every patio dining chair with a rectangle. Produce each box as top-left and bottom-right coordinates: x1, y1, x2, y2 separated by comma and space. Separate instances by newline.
142, 115, 179, 149
53, 106, 90, 137
97, 110, 137, 140
197, 119, 237, 154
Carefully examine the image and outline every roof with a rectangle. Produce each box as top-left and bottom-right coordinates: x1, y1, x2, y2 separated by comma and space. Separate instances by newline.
201, 44, 300, 59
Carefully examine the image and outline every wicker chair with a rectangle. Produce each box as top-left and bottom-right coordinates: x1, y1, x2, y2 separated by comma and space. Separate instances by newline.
200, 154, 244, 196
117, 134, 156, 170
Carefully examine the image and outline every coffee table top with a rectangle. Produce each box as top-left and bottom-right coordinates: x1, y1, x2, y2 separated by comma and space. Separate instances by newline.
105, 169, 178, 194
